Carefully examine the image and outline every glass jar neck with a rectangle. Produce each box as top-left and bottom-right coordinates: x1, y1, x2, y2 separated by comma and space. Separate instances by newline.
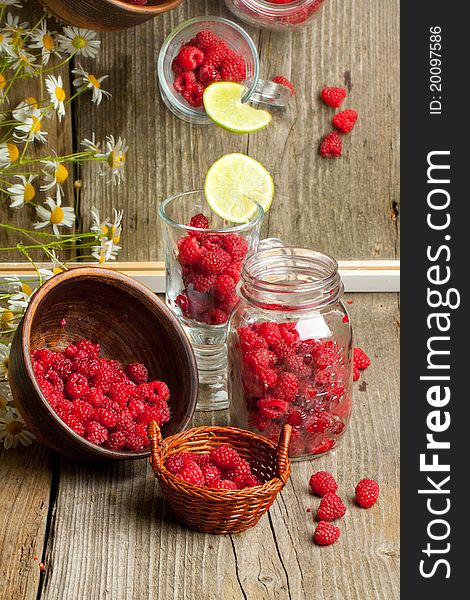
239, 247, 343, 312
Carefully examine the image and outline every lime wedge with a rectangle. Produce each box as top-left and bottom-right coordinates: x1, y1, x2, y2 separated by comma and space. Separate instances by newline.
203, 82, 272, 133
204, 153, 274, 223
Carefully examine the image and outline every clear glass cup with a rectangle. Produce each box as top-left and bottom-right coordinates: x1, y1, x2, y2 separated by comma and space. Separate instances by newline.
157, 16, 291, 124
228, 247, 353, 459
224, 0, 327, 31
158, 190, 264, 411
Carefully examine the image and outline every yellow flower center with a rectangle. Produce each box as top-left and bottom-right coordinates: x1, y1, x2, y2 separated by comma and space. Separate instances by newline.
19, 54, 31, 65
24, 96, 38, 109
54, 87, 66, 102
55, 163, 68, 184
98, 252, 106, 265
24, 182, 36, 203
72, 36, 87, 50
111, 228, 121, 244
7, 143, 19, 163
6, 420, 24, 436
1, 310, 14, 330
0, 34, 3, 44
52, 266, 63, 275
43, 33, 55, 51
50, 206, 64, 225
31, 116, 42, 134
108, 152, 125, 169
0, 73, 5, 90
87, 74, 100, 89
21, 283, 33, 296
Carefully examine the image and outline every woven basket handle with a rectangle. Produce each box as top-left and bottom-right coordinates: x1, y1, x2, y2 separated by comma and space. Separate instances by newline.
275, 424, 292, 479
147, 420, 164, 474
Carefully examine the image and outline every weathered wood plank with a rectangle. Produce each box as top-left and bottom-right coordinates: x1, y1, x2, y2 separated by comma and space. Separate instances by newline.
75, 0, 399, 261
38, 294, 399, 600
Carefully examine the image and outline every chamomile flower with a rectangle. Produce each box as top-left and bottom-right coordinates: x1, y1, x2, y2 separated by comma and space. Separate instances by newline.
8, 290, 32, 312
34, 194, 75, 237
14, 108, 47, 143
91, 207, 123, 242
0, 344, 10, 378
38, 250, 65, 281
8, 49, 37, 75
97, 135, 127, 183
28, 23, 60, 65
92, 238, 121, 264
0, 143, 10, 167
58, 26, 100, 58
81, 134, 100, 154
0, 307, 16, 331
0, 408, 35, 449
0, 381, 12, 413
7, 174, 37, 209
3, 275, 34, 297
72, 64, 110, 105
40, 160, 69, 197
45, 75, 66, 120
4, 12, 29, 37
12, 96, 38, 121
0, 29, 15, 56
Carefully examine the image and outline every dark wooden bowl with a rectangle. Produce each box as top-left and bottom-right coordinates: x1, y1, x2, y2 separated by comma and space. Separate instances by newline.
8, 268, 198, 461
39, 0, 184, 32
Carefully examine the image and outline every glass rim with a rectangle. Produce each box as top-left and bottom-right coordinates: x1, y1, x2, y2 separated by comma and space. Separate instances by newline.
158, 189, 265, 233
234, 0, 322, 13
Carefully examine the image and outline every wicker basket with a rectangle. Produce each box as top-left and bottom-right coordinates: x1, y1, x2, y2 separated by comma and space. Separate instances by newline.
148, 421, 292, 534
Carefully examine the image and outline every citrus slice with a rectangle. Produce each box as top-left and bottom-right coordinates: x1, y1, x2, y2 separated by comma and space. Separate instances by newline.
204, 153, 274, 223
203, 82, 272, 133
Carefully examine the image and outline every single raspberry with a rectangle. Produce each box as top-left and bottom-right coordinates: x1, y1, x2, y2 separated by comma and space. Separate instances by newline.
172, 57, 183, 74
206, 308, 228, 325
244, 348, 277, 373
309, 471, 338, 497
179, 461, 204, 486
257, 322, 282, 345
64, 414, 85, 436
71, 399, 94, 422
192, 30, 221, 51
176, 45, 205, 70
173, 70, 197, 94
178, 235, 205, 266
238, 327, 268, 353
191, 273, 216, 293
221, 234, 248, 261
65, 372, 89, 399
287, 408, 306, 427
249, 411, 268, 432
210, 445, 241, 469
72, 358, 99, 377
114, 411, 135, 436
220, 53, 246, 83
125, 363, 148, 384
199, 247, 232, 274
64, 344, 78, 359
165, 452, 193, 474
33, 361, 45, 377
134, 422, 150, 445
233, 473, 260, 489
332, 109, 358, 133
197, 64, 221, 86
192, 453, 212, 467
354, 347, 371, 370
211, 479, 237, 490
106, 431, 127, 451
274, 371, 299, 401
45, 370, 65, 392
272, 75, 295, 95
355, 478, 379, 508
138, 402, 170, 427
201, 464, 221, 486
82, 387, 106, 407
257, 397, 289, 420
147, 380, 170, 403
176, 293, 190, 315
204, 46, 229, 68
108, 381, 135, 405
313, 521, 340, 546
90, 363, 116, 393
319, 132, 342, 158
33, 349, 60, 370
214, 274, 236, 301
353, 365, 360, 381
320, 87, 346, 108
95, 407, 118, 428
189, 213, 209, 229
307, 411, 333, 434
317, 493, 346, 521
183, 82, 205, 107
127, 397, 145, 419
310, 439, 336, 455
55, 398, 73, 415
278, 322, 300, 344
223, 261, 243, 283
85, 421, 108, 445
75, 339, 100, 359
125, 433, 146, 451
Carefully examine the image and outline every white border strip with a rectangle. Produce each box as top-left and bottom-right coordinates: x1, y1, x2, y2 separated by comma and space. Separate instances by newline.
0, 260, 400, 293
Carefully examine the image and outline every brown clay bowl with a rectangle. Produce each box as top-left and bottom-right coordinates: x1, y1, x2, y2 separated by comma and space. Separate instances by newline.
39, 0, 184, 32
8, 268, 198, 461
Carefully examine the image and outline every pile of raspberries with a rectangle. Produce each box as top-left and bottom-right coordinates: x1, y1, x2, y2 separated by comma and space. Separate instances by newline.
32, 338, 171, 451
319, 87, 358, 158
309, 471, 380, 545
175, 213, 248, 325
172, 30, 247, 108
235, 321, 371, 457
164, 444, 260, 489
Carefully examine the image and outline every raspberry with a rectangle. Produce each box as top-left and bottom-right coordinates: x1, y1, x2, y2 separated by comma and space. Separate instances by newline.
125, 363, 148, 384
214, 274, 236, 301
82, 387, 106, 407
176, 293, 190, 315
91, 364, 116, 393
55, 398, 73, 415
33, 349, 60, 370
274, 372, 299, 401
332, 109, 358, 134
64, 414, 86, 436
65, 372, 89, 399
64, 344, 78, 359
199, 247, 231, 275
138, 402, 170, 427
178, 235, 205, 266
197, 64, 221, 86
220, 53, 246, 83
192, 453, 212, 467
319, 132, 342, 158
320, 87, 346, 108
257, 322, 282, 345
75, 339, 100, 358
191, 273, 216, 293
184, 83, 205, 107
309, 471, 338, 497
147, 380, 170, 403
244, 348, 277, 373
233, 473, 260, 489
86, 421, 108, 445
317, 493, 346, 521
33, 361, 45, 377
278, 322, 299, 344
354, 347, 371, 370
272, 75, 295, 95
204, 46, 229, 68
173, 70, 197, 94
287, 408, 306, 427
306, 411, 333, 434
210, 445, 241, 469
71, 399, 94, 422
45, 370, 65, 392
257, 397, 288, 420
72, 358, 99, 377
125, 433, 146, 451
193, 30, 221, 51
310, 439, 335, 455
179, 461, 204, 486
176, 45, 205, 70
134, 422, 149, 445
106, 431, 126, 451
206, 308, 228, 325
128, 397, 146, 418
238, 327, 267, 353
95, 407, 117, 428
221, 234, 248, 261
355, 478, 379, 508
223, 261, 243, 283
211, 479, 237, 490
353, 365, 360, 381
201, 464, 221, 486
165, 452, 193, 474
189, 213, 209, 229
313, 521, 340, 546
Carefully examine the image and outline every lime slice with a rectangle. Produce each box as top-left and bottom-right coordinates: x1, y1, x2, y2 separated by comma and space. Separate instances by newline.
203, 82, 272, 133
204, 153, 274, 223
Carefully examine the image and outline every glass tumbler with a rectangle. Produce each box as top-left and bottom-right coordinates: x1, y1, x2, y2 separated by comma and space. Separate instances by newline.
157, 16, 291, 124
158, 190, 264, 411
228, 247, 353, 459
224, 0, 327, 31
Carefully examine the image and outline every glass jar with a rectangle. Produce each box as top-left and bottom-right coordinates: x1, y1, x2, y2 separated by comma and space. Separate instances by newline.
158, 190, 264, 411
224, 0, 327, 31
228, 247, 352, 459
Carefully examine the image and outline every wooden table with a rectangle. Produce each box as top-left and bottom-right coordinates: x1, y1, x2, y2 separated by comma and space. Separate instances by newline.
0, 0, 399, 598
